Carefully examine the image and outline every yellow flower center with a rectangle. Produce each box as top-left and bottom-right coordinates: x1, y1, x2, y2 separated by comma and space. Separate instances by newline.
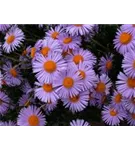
41, 47, 50, 56
43, 84, 53, 92
28, 115, 39, 126
119, 32, 132, 44
51, 31, 59, 39
106, 60, 112, 70
31, 47, 36, 58
96, 82, 106, 93
73, 55, 84, 64
44, 60, 56, 73
115, 93, 122, 103
110, 109, 117, 116
63, 37, 72, 44
69, 95, 79, 103
79, 70, 86, 79
6, 35, 15, 44
74, 24, 83, 27
63, 77, 74, 88
10, 68, 17, 77
127, 78, 135, 88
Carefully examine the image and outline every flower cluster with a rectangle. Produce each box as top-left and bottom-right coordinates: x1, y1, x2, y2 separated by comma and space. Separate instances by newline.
0, 24, 135, 126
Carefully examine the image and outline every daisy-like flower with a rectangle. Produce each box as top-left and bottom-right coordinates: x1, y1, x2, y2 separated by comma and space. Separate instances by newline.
70, 119, 90, 126
54, 69, 83, 98
58, 33, 81, 50
99, 54, 113, 74
0, 121, 16, 126
30, 39, 43, 59
17, 106, 46, 126
122, 50, 135, 78
126, 112, 135, 126
116, 72, 135, 98
113, 28, 135, 55
3, 26, 25, 53
35, 81, 59, 103
74, 62, 97, 91
0, 24, 11, 32
40, 38, 62, 57
19, 94, 34, 107
66, 24, 94, 36
45, 100, 58, 114
3, 61, 22, 86
62, 91, 89, 113
94, 74, 112, 96
46, 25, 64, 40
121, 24, 135, 34
123, 97, 135, 113
32, 52, 67, 83
0, 91, 10, 115
0, 71, 3, 89
110, 90, 125, 110
66, 48, 96, 68
102, 105, 126, 126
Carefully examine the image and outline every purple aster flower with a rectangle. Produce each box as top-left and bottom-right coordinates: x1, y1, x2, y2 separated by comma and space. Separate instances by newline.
3, 61, 22, 86
3, 26, 25, 53
32, 52, 67, 83
54, 69, 83, 98
94, 74, 112, 96
102, 105, 126, 126
126, 112, 135, 126
17, 106, 46, 126
34, 81, 59, 103
73, 62, 97, 91
116, 72, 135, 98
122, 50, 135, 78
58, 33, 81, 50
99, 54, 113, 74
30, 39, 43, 59
46, 25, 64, 40
66, 24, 94, 36
0, 121, 16, 126
123, 97, 135, 113
110, 90, 125, 110
113, 28, 135, 55
120, 24, 135, 34
61, 91, 89, 113
39, 38, 62, 57
70, 119, 90, 126
19, 94, 34, 107
0, 24, 11, 32
0, 91, 10, 115
65, 48, 96, 68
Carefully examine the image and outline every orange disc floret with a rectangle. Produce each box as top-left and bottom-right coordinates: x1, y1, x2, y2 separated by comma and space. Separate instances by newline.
6, 35, 15, 44
63, 37, 72, 44
127, 78, 135, 88
96, 82, 106, 93
69, 95, 79, 103
63, 77, 74, 88
44, 60, 56, 73
73, 55, 84, 64
10, 68, 17, 77
119, 32, 132, 44
28, 115, 39, 126
43, 84, 53, 92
